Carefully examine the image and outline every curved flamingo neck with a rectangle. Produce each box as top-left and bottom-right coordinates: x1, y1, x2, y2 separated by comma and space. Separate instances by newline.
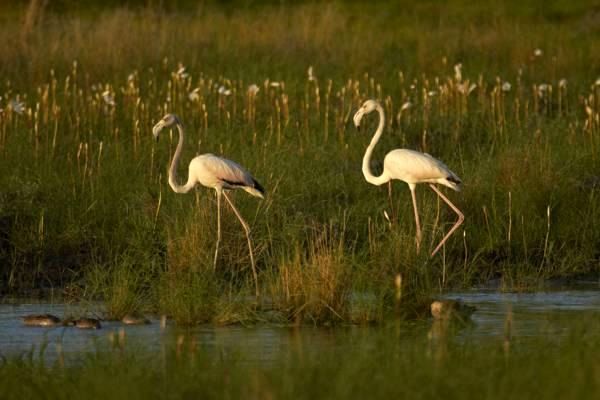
362, 103, 390, 186
168, 122, 196, 194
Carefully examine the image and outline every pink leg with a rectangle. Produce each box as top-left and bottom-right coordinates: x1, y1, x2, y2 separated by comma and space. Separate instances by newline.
223, 192, 260, 298
213, 190, 222, 271
387, 182, 395, 224
409, 184, 422, 253
429, 184, 464, 256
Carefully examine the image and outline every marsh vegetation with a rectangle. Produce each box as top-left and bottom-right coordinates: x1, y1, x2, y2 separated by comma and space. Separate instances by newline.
0, 0, 599, 324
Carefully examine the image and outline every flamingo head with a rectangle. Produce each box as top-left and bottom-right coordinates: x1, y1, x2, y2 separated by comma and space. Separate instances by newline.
152, 114, 181, 140
353, 99, 379, 130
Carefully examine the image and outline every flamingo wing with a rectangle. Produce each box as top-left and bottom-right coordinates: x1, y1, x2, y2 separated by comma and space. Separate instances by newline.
192, 154, 265, 197
384, 149, 461, 189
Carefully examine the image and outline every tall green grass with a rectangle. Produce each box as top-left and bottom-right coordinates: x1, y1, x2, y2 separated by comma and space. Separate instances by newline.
0, 0, 598, 323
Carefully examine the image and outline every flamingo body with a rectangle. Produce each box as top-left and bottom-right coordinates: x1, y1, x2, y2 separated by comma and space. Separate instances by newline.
185, 153, 264, 198
382, 149, 461, 191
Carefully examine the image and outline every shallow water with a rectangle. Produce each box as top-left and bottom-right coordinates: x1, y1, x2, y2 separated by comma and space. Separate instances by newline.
444, 290, 600, 338
1, 290, 598, 363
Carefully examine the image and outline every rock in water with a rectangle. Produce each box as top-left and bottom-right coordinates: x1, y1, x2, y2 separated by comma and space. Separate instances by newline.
430, 299, 476, 321
66, 318, 102, 329
22, 314, 61, 327
122, 314, 151, 325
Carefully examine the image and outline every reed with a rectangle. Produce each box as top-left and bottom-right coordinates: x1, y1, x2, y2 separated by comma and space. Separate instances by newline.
267, 221, 352, 324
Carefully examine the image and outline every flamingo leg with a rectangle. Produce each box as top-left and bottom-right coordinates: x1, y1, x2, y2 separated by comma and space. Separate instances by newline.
387, 182, 395, 224
428, 184, 464, 257
222, 192, 259, 298
213, 190, 222, 271
409, 184, 422, 253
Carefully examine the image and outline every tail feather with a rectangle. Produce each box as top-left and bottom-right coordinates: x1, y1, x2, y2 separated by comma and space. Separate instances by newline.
252, 178, 265, 196
244, 178, 265, 199
440, 175, 462, 191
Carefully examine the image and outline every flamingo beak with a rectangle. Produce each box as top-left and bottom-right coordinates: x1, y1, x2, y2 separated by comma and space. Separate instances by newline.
353, 110, 364, 131
152, 120, 165, 141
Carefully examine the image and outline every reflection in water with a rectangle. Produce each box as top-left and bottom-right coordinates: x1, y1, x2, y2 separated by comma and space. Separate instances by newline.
0, 290, 598, 364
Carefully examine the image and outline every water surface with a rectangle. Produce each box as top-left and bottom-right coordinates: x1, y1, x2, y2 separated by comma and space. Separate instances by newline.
1, 290, 598, 363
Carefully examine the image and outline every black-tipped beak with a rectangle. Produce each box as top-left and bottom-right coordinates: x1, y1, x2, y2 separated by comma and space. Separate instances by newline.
356, 124, 361, 132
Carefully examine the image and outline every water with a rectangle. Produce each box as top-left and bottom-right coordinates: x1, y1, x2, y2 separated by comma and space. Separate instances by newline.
1, 290, 599, 363
444, 290, 600, 338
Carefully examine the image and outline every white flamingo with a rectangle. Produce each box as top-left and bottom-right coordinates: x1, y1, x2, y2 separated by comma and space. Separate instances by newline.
353, 100, 464, 256
152, 114, 264, 297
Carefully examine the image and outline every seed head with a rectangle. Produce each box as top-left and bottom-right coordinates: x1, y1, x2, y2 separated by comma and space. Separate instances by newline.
9, 99, 25, 114
308, 66, 315, 81
218, 86, 232, 96
247, 84, 260, 96
176, 65, 189, 79
558, 79, 567, 89
188, 88, 200, 102
102, 90, 115, 106
454, 63, 462, 82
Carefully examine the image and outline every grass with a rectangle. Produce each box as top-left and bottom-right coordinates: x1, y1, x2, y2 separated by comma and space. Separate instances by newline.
0, 0, 599, 324
1, 312, 599, 399
266, 221, 352, 323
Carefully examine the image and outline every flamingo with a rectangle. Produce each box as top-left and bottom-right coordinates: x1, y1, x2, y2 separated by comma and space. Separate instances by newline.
152, 114, 264, 297
353, 99, 464, 256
